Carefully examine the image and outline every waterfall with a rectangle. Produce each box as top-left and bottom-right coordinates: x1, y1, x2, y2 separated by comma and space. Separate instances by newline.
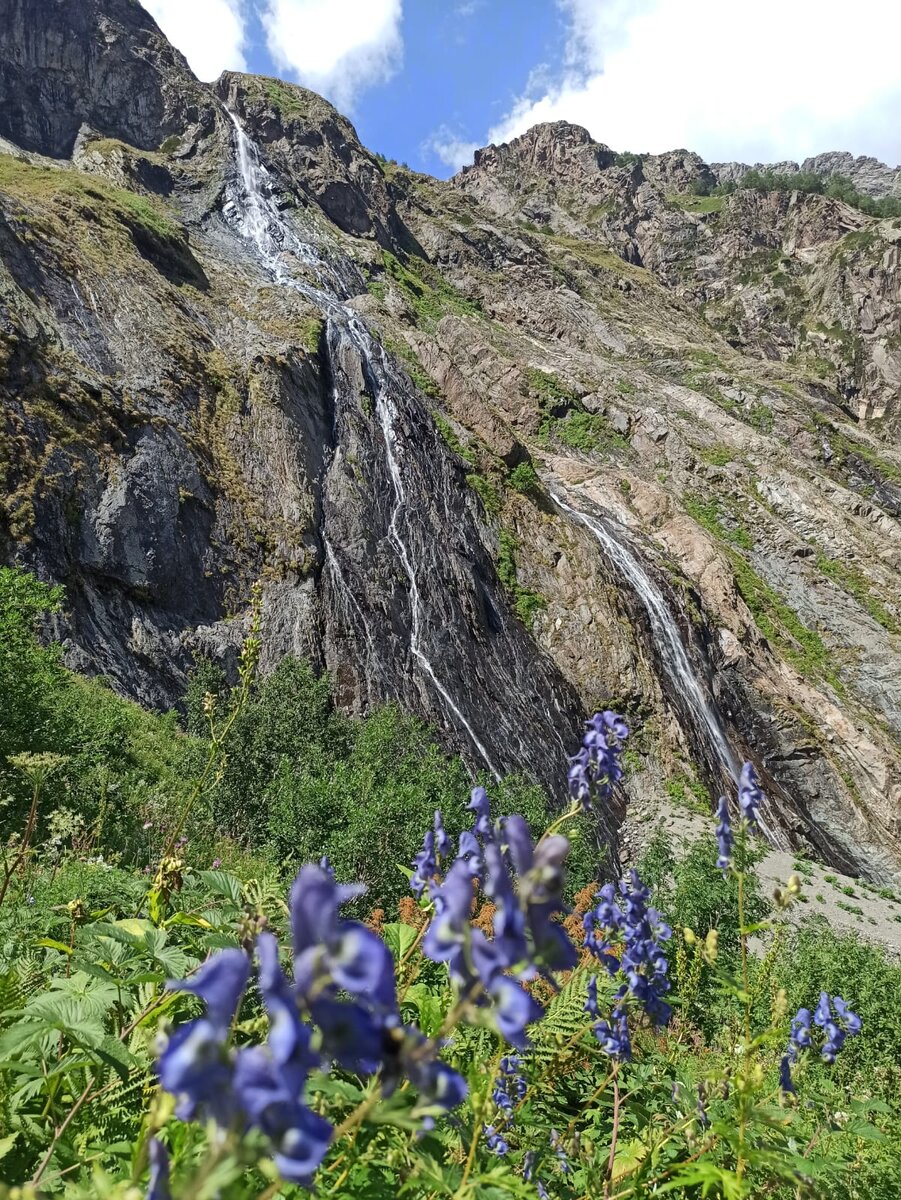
550, 488, 743, 778
223, 108, 499, 778
224, 108, 321, 282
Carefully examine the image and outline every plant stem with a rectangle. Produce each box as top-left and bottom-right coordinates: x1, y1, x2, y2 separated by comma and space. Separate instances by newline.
604, 1066, 622, 1197
0, 777, 41, 909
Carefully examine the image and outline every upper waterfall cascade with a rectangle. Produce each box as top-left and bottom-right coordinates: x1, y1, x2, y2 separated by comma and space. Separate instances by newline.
224, 108, 500, 778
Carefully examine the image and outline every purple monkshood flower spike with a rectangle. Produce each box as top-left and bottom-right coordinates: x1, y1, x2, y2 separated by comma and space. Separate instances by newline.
779, 1054, 796, 1094
484, 1124, 509, 1155
290, 864, 396, 1012
715, 795, 733, 872
568, 711, 629, 810
234, 937, 331, 1185
738, 762, 763, 831
434, 810, 451, 858
158, 949, 250, 1125
784, 995, 860, 1077
411, 829, 437, 897
146, 1138, 170, 1200
584, 870, 672, 1041
468, 786, 494, 837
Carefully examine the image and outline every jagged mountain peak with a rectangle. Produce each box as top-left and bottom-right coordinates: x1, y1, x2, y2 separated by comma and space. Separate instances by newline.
0, 0, 214, 158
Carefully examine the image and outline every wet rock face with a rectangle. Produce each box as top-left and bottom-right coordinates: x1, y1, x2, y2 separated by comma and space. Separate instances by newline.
0, 0, 214, 157
1, 0, 900, 883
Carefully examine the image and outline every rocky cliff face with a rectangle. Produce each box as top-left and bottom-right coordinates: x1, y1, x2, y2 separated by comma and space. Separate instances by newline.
1, 0, 899, 881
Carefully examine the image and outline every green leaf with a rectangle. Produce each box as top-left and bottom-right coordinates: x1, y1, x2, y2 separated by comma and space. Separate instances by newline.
383, 922, 419, 961
34, 937, 73, 954
0, 1132, 18, 1162
197, 870, 244, 904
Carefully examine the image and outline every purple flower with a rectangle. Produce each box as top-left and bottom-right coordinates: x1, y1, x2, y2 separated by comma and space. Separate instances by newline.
738, 762, 763, 831
158, 950, 250, 1125
468, 786, 494, 837
593, 1001, 632, 1060
488, 972, 542, 1049
813, 991, 831, 1029
457, 829, 484, 880
146, 1138, 170, 1200
584, 871, 672, 1030
210, 858, 222, 870
585, 974, 598, 1018
537, 1184, 550, 1200
484, 1124, 509, 1155
715, 795, 732, 872
290, 865, 396, 1012
233, 1047, 332, 1185
787, 1008, 812, 1061
492, 1054, 527, 1114
523, 1150, 535, 1181
779, 1054, 795, 1094
423, 858, 476, 973
833, 995, 861, 1035
411, 829, 437, 897
785, 996, 860, 1072
550, 1128, 571, 1174
568, 711, 629, 810
434, 810, 451, 858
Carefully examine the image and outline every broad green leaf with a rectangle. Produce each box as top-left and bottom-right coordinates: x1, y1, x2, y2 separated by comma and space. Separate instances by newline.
383, 921, 419, 961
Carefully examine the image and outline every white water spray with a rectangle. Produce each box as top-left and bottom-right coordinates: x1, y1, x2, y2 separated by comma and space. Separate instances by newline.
550, 488, 742, 787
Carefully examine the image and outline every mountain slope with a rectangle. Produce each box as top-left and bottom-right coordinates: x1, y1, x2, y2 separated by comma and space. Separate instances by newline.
0, 0, 899, 881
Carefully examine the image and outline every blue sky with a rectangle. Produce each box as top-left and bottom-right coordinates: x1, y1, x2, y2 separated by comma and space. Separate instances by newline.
143, 0, 901, 178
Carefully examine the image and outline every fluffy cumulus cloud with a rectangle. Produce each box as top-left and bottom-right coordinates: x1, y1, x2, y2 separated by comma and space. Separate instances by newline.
141, 0, 248, 81
423, 126, 481, 172
487, 0, 901, 166
262, 0, 403, 111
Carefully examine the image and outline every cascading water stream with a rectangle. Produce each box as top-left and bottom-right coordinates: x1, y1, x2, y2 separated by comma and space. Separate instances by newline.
549, 487, 754, 784
223, 107, 500, 778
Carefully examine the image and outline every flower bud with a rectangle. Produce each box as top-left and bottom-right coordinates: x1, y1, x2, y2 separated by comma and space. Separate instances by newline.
703, 929, 718, 963
683, 927, 696, 945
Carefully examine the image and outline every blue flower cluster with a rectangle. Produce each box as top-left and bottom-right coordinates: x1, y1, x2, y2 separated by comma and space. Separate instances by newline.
483, 1124, 509, 1155
157, 865, 468, 1185
567, 710, 629, 809
492, 1053, 527, 1114
583, 870, 672, 1059
780, 991, 861, 1091
714, 761, 765, 873
419, 786, 577, 1047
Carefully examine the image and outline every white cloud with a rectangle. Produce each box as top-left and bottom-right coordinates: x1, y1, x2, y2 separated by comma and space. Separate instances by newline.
423, 126, 480, 171
262, 0, 403, 111
484, 0, 901, 167
141, 0, 248, 81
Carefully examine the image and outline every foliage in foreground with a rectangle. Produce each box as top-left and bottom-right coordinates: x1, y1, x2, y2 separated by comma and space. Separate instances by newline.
1, 569, 900, 1198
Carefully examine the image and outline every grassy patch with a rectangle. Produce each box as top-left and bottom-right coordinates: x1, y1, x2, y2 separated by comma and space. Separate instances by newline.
747, 401, 774, 433
815, 553, 899, 634
683, 494, 753, 550
699, 445, 734, 466
496, 530, 546, 626
262, 78, 311, 122
668, 193, 726, 215
381, 336, 440, 398
730, 553, 838, 687
432, 413, 476, 467
683, 494, 839, 685
0, 154, 182, 243
507, 460, 542, 498
378, 250, 481, 329
466, 471, 502, 515
664, 773, 710, 814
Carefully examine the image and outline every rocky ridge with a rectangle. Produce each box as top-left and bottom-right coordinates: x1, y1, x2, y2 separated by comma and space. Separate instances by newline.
1, 0, 899, 883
